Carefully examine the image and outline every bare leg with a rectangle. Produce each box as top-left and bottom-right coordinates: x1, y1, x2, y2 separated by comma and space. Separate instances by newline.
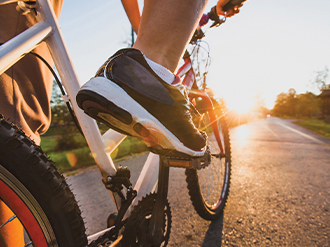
133, 0, 208, 73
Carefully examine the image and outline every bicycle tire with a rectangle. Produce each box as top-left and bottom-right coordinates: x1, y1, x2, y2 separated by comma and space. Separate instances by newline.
0, 116, 87, 246
185, 103, 231, 220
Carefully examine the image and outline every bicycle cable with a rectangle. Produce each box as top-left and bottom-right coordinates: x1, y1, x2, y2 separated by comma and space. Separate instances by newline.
0, 42, 84, 136
189, 40, 211, 90
29, 51, 85, 137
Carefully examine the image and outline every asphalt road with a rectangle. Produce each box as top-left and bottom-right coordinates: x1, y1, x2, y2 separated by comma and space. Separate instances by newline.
66, 117, 330, 246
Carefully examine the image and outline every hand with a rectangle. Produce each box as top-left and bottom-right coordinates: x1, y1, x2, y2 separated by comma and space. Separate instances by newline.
216, 0, 243, 17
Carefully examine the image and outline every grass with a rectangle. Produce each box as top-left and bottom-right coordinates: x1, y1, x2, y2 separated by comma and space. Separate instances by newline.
40, 129, 148, 172
293, 118, 330, 139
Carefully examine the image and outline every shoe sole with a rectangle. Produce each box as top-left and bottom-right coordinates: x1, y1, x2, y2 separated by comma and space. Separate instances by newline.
76, 77, 206, 158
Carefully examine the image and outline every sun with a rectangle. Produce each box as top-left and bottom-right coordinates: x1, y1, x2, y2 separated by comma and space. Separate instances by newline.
208, 82, 268, 116
225, 93, 255, 114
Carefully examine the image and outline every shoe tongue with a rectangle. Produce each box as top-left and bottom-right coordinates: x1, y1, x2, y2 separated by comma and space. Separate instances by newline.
108, 55, 176, 106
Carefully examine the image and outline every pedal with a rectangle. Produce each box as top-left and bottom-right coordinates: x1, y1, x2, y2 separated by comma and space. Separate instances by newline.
163, 149, 211, 169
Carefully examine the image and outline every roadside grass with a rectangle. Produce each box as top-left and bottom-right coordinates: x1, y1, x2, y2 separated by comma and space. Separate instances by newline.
293, 118, 330, 139
40, 130, 148, 172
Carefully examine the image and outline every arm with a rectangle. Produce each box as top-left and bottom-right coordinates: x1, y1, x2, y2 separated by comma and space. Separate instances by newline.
121, 0, 141, 34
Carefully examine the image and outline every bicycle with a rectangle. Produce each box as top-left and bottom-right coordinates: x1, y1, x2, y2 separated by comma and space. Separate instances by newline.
0, 0, 240, 246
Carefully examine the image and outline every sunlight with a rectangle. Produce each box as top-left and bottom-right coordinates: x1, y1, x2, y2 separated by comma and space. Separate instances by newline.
233, 124, 251, 141
225, 93, 255, 114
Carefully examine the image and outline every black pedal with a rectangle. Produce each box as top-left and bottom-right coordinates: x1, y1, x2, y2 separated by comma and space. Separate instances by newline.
164, 148, 211, 169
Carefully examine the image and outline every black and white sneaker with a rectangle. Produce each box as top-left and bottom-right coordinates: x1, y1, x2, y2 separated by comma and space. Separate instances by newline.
76, 48, 206, 158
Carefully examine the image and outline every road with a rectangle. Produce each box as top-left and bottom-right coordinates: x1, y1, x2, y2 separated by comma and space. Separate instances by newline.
66, 117, 330, 246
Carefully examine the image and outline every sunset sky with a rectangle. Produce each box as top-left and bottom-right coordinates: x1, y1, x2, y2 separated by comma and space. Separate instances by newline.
59, 0, 330, 111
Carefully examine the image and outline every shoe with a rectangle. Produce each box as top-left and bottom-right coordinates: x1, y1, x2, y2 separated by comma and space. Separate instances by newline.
76, 48, 206, 158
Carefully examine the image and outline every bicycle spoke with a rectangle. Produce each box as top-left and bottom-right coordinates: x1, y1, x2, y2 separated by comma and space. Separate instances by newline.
24, 241, 33, 247
209, 138, 220, 203
205, 125, 226, 207
211, 159, 222, 206
0, 215, 17, 228
200, 161, 212, 190
0, 215, 34, 247
206, 164, 215, 204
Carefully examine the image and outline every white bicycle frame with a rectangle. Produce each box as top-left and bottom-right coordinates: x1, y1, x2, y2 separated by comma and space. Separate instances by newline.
0, 0, 159, 240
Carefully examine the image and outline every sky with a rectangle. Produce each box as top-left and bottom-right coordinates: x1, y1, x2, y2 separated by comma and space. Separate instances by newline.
58, 0, 330, 111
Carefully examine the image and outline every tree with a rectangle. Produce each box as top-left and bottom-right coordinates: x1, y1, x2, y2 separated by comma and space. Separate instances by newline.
313, 67, 330, 91
296, 92, 320, 118
286, 88, 298, 116
272, 89, 298, 117
272, 92, 287, 116
50, 80, 75, 127
272, 89, 321, 118
48, 80, 83, 150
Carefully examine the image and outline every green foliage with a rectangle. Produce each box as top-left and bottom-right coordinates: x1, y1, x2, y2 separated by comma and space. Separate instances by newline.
40, 137, 57, 153
272, 67, 330, 119
47, 147, 94, 172
294, 119, 330, 139
272, 89, 320, 118
40, 132, 148, 172
296, 93, 320, 118
54, 134, 85, 151
111, 137, 148, 160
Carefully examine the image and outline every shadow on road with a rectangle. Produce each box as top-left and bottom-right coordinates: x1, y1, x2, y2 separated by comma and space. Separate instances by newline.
202, 213, 224, 247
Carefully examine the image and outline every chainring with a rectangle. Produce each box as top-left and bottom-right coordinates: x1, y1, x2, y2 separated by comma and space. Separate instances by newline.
88, 226, 118, 247
122, 193, 172, 247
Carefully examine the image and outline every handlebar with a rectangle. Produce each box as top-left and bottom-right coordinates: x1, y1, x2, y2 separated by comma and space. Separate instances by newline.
208, 0, 246, 27
190, 0, 246, 43
190, 6, 224, 43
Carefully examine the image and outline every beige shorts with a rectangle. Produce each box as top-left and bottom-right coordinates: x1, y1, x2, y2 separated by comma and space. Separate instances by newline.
0, 0, 63, 144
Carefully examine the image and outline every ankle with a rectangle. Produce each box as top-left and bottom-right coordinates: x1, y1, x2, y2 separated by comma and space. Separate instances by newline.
144, 56, 175, 85
133, 42, 179, 72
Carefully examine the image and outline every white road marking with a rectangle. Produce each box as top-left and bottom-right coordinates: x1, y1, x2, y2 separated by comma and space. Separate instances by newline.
277, 122, 326, 145
263, 124, 280, 139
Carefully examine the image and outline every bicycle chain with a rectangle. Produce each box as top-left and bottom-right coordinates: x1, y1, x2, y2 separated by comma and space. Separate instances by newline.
87, 227, 117, 247
88, 193, 172, 247
122, 193, 171, 247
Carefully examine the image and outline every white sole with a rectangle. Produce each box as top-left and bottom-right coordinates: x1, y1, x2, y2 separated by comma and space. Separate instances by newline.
79, 77, 206, 157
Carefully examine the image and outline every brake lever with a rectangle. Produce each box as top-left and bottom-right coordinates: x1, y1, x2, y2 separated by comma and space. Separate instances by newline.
208, 6, 226, 28
210, 17, 226, 28
208, 0, 247, 28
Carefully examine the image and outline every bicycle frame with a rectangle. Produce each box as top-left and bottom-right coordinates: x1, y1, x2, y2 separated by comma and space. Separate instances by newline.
0, 0, 224, 242
0, 0, 160, 237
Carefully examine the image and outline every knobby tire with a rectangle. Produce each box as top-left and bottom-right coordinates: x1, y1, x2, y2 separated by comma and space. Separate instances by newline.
0, 116, 87, 246
186, 104, 231, 220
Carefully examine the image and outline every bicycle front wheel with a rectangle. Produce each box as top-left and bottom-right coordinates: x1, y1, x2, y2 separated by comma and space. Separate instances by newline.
185, 103, 231, 220
0, 116, 87, 246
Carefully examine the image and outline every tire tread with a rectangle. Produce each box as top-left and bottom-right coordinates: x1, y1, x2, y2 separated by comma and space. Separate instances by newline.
0, 115, 87, 246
